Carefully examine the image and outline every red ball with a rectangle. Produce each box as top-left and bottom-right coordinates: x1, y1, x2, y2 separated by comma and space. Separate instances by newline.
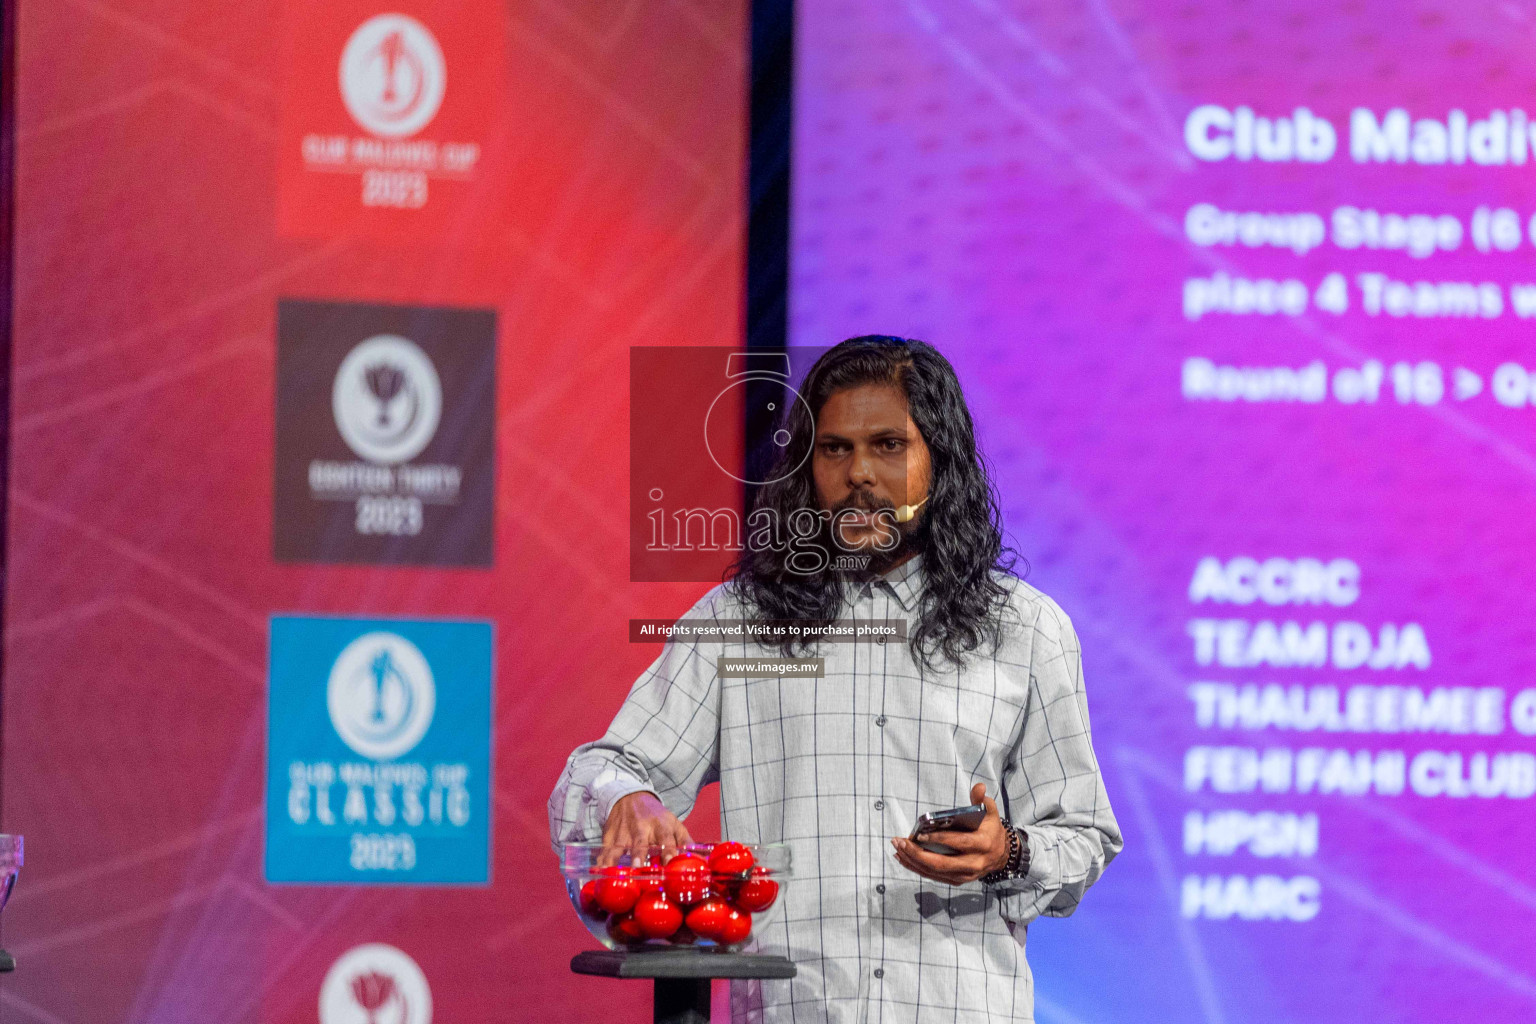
595, 866, 641, 915
684, 897, 731, 941
664, 855, 712, 906
716, 906, 752, 946
709, 841, 755, 879
578, 880, 604, 918
633, 892, 684, 940
607, 912, 646, 946
733, 870, 779, 913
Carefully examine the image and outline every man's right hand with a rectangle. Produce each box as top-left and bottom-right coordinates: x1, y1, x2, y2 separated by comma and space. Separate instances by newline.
600, 791, 693, 865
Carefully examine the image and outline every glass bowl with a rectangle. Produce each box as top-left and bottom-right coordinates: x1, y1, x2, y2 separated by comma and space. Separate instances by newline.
0, 835, 22, 915
561, 842, 789, 952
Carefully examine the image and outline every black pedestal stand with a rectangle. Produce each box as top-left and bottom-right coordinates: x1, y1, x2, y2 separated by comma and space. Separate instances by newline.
571, 950, 794, 1024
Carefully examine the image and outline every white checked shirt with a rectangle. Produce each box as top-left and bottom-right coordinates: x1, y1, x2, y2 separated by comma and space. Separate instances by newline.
549, 555, 1122, 1023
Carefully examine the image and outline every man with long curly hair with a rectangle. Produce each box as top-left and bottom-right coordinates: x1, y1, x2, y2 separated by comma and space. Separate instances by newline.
551, 336, 1122, 1023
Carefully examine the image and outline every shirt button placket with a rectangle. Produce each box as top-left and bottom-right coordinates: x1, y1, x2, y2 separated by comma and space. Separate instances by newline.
855, 588, 882, 983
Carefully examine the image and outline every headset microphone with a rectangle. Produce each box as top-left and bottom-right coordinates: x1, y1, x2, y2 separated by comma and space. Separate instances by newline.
893, 496, 928, 523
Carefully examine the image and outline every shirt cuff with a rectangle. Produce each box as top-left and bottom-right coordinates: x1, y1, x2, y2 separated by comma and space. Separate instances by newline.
1018, 824, 1050, 889
593, 776, 658, 825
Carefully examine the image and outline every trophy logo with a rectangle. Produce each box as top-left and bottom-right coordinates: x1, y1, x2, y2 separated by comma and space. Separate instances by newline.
332, 334, 442, 465
351, 971, 397, 1024
338, 14, 446, 139
327, 632, 436, 761
320, 944, 432, 1024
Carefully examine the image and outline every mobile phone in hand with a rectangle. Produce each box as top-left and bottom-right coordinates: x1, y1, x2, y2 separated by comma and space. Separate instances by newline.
908, 802, 986, 854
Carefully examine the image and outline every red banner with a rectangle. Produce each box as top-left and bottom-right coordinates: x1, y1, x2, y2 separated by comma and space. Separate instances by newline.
278, 0, 505, 238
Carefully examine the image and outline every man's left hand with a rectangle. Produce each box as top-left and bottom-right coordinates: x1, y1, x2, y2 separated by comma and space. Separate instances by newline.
891, 783, 1010, 885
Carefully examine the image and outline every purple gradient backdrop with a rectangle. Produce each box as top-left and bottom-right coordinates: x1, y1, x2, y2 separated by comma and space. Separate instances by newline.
793, 1, 1536, 1021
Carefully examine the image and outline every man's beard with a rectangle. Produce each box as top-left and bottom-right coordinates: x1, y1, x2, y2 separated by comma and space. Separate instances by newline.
825, 491, 919, 578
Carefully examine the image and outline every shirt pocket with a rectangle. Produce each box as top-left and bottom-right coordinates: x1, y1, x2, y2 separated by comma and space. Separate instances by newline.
919, 679, 961, 726
912, 679, 962, 769
731, 671, 818, 764
947, 675, 1022, 786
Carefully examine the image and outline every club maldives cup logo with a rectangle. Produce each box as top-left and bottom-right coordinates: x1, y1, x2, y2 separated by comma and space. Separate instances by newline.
266, 616, 492, 885
339, 15, 446, 139
278, 3, 501, 236
327, 632, 436, 761
320, 943, 432, 1024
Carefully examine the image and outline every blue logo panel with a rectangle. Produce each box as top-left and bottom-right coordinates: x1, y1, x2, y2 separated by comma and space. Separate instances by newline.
266, 616, 492, 884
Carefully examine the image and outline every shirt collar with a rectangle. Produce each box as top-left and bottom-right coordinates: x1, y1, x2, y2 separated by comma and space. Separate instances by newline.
875, 552, 923, 612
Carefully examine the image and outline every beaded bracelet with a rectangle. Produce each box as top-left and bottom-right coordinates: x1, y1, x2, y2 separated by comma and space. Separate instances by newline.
982, 819, 1028, 885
